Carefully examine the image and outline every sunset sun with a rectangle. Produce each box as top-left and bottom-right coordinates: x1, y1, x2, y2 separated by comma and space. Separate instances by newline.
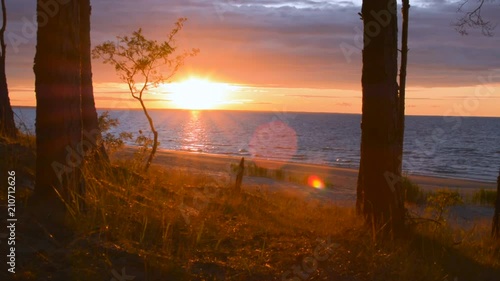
167, 78, 235, 110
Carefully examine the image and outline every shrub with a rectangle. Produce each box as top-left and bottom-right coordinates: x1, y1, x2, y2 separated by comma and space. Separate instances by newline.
426, 189, 463, 221
471, 188, 497, 206
98, 111, 133, 153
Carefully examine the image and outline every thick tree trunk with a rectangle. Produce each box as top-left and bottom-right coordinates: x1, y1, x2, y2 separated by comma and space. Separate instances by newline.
34, 0, 83, 203
358, 0, 405, 234
0, 0, 17, 138
492, 170, 500, 239
80, 1, 108, 161
356, 156, 364, 214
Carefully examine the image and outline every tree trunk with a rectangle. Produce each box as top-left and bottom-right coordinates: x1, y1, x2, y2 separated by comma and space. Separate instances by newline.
0, 0, 17, 138
139, 98, 158, 171
34, 0, 83, 204
356, 155, 364, 214
358, 0, 405, 234
492, 169, 500, 239
80, 0, 108, 161
397, 0, 410, 179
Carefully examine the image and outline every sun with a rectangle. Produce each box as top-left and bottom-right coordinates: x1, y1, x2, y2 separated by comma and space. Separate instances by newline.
166, 78, 234, 110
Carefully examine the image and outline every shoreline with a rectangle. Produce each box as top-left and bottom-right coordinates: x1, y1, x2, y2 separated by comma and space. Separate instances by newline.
119, 147, 497, 193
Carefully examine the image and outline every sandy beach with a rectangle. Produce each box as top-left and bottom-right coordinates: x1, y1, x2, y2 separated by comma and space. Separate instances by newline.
116, 147, 498, 227
120, 147, 496, 197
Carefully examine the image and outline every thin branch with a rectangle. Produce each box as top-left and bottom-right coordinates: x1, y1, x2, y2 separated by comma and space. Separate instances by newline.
0, 0, 7, 58
454, 0, 496, 36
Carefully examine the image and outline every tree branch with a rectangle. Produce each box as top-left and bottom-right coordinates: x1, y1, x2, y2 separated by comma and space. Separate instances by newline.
454, 0, 496, 36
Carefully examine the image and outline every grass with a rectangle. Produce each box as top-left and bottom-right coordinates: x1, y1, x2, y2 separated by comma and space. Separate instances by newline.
402, 176, 426, 204
471, 188, 498, 206
1, 136, 500, 280
230, 161, 335, 189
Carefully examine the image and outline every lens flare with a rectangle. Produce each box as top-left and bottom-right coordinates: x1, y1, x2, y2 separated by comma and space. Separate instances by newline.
307, 175, 325, 189
249, 120, 297, 169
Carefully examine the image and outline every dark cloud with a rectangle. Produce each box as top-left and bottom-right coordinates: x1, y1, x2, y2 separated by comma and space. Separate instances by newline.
4, 0, 500, 90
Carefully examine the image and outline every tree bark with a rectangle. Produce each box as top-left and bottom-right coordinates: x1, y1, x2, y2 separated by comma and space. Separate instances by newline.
492, 169, 500, 239
397, 0, 409, 179
80, 0, 108, 161
0, 0, 17, 138
34, 0, 83, 203
358, 0, 405, 234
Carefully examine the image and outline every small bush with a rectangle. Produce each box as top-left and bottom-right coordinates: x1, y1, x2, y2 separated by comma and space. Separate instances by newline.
471, 188, 497, 206
426, 189, 463, 221
98, 111, 133, 152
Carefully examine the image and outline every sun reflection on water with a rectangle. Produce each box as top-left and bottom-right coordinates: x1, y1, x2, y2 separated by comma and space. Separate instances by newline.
181, 111, 208, 152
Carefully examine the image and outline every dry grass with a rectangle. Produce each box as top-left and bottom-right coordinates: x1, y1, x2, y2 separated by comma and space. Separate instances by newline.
1, 136, 499, 281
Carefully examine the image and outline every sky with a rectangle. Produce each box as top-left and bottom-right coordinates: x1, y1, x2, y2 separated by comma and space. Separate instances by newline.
4, 0, 500, 116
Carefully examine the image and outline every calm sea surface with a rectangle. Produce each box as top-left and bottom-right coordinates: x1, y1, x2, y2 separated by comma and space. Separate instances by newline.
13, 107, 500, 183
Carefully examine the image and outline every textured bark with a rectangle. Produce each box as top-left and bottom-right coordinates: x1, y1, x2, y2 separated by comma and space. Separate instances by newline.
356, 155, 364, 214
492, 170, 500, 239
0, 0, 17, 138
358, 0, 405, 234
80, 1, 108, 161
34, 0, 83, 201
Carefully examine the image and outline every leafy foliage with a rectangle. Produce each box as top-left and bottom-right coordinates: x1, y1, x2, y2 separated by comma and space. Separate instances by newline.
426, 189, 463, 221
92, 18, 199, 99
92, 18, 198, 170
97, 111, 133, 153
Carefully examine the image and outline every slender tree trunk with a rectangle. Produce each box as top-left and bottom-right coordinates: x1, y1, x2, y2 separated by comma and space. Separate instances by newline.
397, 0, 410, 178
80, 0, 108, 161
139, 99, 158, 171
0, 0, 17, 138
492, 169, 500, 239
34, 0, 83, 204
359, 0, 405, 234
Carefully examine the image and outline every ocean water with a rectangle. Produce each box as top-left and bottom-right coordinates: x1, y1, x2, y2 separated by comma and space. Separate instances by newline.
13, 107, 500, 183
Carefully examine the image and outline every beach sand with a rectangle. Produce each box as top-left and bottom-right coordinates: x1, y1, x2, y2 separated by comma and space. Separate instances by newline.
121, 147, 496, 195
118, 147, 496, 227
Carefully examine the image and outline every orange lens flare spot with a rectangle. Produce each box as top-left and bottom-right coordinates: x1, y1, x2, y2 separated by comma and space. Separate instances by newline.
307, 175, 325, 189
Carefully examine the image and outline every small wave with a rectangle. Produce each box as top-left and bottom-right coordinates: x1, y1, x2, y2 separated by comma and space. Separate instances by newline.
181, 148, 203, 153
434, 169, 457, 175
292, 154, 308, 160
